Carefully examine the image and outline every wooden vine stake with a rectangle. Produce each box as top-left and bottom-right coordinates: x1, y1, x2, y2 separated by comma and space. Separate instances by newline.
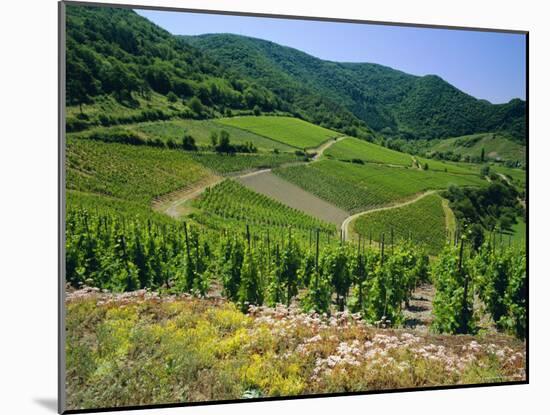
381, 233, 385, 265
183, 221, 191, 265
315, 228, 320, 290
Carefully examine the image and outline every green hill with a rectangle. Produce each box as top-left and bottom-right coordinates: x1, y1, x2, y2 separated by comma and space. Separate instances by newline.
65, 5, 373, 138
185, 34, 526, 141
66, 5, 525, 142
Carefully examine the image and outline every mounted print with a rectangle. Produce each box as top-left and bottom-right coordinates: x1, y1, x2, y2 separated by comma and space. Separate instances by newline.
59, 1, 528, 413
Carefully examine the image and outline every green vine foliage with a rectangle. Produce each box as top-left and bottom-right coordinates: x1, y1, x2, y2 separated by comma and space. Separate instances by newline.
67, 205, 526, 336
432, 243, 475, 334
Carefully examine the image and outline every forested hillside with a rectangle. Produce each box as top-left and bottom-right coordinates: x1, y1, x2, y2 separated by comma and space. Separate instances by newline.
67, 5, 525, 142
186, 34, 526, 141
65, 5, 373, 137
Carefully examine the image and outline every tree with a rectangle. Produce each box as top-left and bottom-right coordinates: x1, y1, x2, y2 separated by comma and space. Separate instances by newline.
189, 96, 204, 116
253, 105, 261, 116
182, 134, 197, 151
480, 165, 490, 178
423, 162, 429, 170
167, 91, 178, 103
216, 130, 233, 153
481, 147, 485, 162
66, 48, 99, 113
209, 131, 218, 148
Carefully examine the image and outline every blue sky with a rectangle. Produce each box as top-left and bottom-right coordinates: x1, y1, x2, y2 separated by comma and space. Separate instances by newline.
136, 9, 526, 104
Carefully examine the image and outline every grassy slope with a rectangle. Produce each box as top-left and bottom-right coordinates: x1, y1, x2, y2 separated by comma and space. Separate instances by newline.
352, 193, 448, 254
274, 160, 486, 213
192, 179, 334, 233
492, 165, 527, 186
69, 119, 294, 152
217, 116, 342, 149
430, 133, 525, 162
66, 139, 212, 204
414, 155, 482, 176
325, 137, 413, 166
133, 119, 294, 151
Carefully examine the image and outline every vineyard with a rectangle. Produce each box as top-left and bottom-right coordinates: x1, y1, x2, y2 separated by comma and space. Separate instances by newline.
64, 88, 527, 415
217, 116, 342, 149
351, 193, 448, 255
192, 179, 334, 234
274, 159, 487, 213
67, 199, 425, 321
61, 6, 528, 411
66, 192, 525, 338
325, 136, 414, 166
433, 240, 526, 339
66, 139, 212, 203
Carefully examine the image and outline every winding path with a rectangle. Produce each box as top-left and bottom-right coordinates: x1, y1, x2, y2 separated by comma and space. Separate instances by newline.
340, 190, 439, 241
311, 136, 347, 161
153, 136, 349, 218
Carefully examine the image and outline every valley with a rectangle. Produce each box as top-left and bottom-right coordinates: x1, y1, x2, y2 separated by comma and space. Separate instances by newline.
63, 4, 527, 410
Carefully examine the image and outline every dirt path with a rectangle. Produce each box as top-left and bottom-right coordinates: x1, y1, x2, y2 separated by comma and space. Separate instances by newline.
497, 172, 526, 209
403, 283, 435, 331
441, 198, 457, 236
152, 175, 224, 218
310, 136, 347, 161
340, 190, 439, 241
153, 136, 348, 219
497, 172, 511, 185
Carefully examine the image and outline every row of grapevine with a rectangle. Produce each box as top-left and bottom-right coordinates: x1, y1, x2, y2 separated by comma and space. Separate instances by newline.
192, 180, 334, 233
66, 205, 429, 326
432, 237, 526, 339
274, 160, 486, 213
66, 200, 526, 335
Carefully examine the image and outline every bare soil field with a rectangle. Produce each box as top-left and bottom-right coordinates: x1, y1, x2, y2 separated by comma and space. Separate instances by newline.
237, 170, 349, 226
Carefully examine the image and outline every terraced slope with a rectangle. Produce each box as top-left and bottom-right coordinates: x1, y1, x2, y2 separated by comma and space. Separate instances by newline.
274, 159, 486, 213
217, 116, 342, 149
